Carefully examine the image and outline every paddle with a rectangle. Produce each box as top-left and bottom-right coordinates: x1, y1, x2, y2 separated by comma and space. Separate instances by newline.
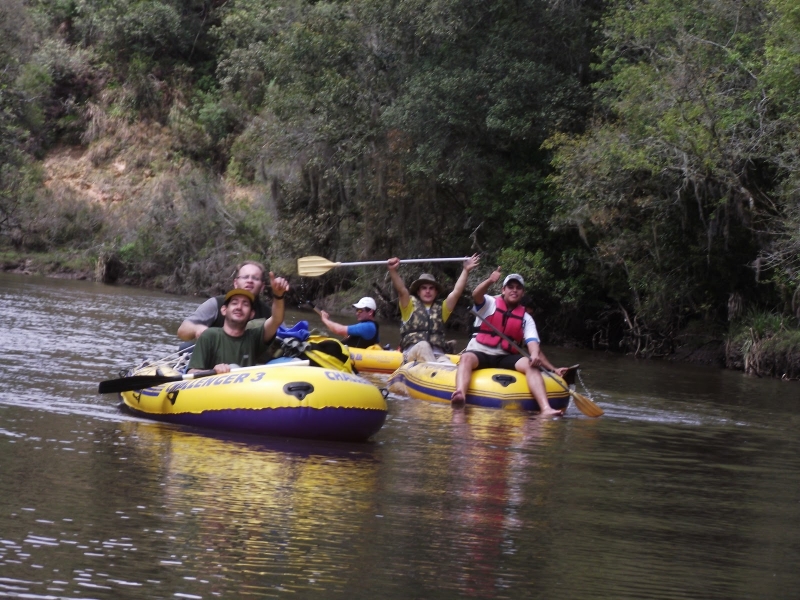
297, 256, 470, 277
299, 297, 323, 316
469, 308, 603, 417
98, 360, 310, 394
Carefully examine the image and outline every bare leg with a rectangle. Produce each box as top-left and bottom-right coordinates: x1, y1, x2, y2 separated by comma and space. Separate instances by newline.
451, 352, 478, 404
516, 358, 563, 417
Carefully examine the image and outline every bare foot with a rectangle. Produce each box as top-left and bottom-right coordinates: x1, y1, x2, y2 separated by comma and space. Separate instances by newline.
451, 390, 465, 405
539, 407, 563, 418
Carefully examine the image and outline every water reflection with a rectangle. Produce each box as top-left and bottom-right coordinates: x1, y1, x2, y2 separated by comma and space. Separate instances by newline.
442, 410, 561, 597
4, 273, 800, 600
372, 399, 569, 598
124, 422, 384, 595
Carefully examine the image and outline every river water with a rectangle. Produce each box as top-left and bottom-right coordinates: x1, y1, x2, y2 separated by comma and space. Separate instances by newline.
1, 272, 799, 599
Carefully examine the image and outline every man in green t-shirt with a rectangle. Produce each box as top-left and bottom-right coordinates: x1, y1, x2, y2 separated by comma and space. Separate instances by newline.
187, 272, 289, 374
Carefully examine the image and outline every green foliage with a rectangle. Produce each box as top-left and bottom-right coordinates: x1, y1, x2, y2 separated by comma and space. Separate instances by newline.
16, 0, 800, 365
726, 309, 800, 378
548, 0, 778, 340
212, 0, 599, 280
734, 309, 786, 339
496, 247, 554, 296
0, 162, 41, 247
15, 63, 51, 131
35, 194, 104, 248
5, 176, 104, 251
113, 170, 273, 294
0, 4, 42, 245
119, 54, 165, 117
763, 0, 800, 115
168, 101, 214, 159
73, 0, 187, 60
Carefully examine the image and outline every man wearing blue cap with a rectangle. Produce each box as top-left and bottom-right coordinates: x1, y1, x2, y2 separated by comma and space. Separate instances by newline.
452, 268, 567, 417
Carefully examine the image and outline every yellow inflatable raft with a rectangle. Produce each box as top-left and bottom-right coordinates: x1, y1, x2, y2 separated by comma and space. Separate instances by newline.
349, 345, 458, 374
120, 362, 387, 442
387, 361, 574, 411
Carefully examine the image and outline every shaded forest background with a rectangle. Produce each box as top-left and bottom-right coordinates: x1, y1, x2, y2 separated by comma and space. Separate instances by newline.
3, 0, 800, 375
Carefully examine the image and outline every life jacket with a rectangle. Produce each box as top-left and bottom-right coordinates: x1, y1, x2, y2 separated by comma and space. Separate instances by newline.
343, 321, 380, 349
211, 295, 272, 328
399, 297, 446, 351
475, 296, 525, 354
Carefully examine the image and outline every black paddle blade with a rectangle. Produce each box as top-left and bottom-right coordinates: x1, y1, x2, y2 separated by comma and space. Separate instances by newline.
98, 374, 181, 394
98, 369, 218, 394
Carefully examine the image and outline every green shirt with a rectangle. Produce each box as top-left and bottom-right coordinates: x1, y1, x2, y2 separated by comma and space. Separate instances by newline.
188, 325, 271, 370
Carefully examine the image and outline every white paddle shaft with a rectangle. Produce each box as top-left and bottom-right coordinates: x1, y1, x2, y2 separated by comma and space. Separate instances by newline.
336, 257, 469, 267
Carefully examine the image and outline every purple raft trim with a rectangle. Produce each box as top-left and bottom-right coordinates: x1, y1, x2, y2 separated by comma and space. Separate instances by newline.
395, 375, 570, 411
124, 405, 387, 442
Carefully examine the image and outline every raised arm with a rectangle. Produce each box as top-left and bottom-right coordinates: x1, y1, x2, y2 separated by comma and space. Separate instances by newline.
263, 272, 290, 341
472, 266, 502, 305
444, 253, 481, 312
319, 310, 348, 337
387, 257, 411, 309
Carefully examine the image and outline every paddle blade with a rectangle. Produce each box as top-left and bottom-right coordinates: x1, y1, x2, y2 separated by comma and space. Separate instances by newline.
98, 374, 180, 394
570, 390, 604, 418
297, 256, 339, 277
99, 362, 307, 395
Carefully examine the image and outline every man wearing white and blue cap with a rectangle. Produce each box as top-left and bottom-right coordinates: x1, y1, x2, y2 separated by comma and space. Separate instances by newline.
452, 268, 567, 417
320, 297, 380, 349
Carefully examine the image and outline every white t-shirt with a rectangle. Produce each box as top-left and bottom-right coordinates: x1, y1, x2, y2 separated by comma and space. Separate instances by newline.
464, 295, 539, 356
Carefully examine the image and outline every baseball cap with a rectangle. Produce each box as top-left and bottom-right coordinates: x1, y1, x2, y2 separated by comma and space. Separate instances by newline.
353, 297, 377, 311
502, 273, 525, 287
223, 288, 256, 305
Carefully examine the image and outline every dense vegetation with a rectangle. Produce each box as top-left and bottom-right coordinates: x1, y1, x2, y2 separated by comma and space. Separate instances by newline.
2, 0, 800, 375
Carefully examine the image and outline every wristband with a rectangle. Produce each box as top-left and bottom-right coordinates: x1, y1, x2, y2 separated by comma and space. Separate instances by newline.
273, 294, 285, 300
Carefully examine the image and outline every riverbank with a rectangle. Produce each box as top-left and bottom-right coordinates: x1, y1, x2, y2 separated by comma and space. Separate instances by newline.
0, 249, 95, 280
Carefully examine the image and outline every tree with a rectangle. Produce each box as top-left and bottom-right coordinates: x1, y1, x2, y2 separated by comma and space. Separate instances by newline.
547, 0, 778, 351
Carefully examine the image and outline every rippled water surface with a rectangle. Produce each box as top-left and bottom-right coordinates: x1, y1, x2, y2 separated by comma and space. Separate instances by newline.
1, 272, 800, 599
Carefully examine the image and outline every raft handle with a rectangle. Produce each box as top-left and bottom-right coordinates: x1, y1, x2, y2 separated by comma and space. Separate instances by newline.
283, 382, 314, 401
491, 374, 517, 387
